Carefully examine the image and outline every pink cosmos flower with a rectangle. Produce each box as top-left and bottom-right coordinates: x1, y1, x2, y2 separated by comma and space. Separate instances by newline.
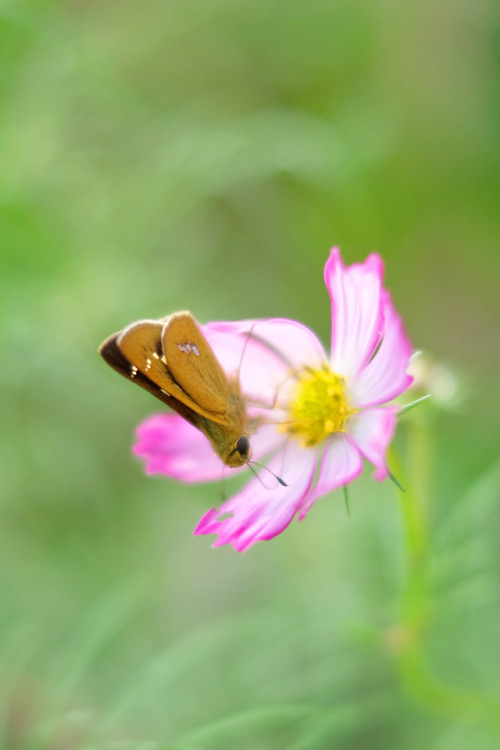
133, 248, 413, 552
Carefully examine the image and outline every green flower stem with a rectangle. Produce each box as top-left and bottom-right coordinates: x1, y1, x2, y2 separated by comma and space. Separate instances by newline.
389, 422, 500, 730
393, 420, 430, 631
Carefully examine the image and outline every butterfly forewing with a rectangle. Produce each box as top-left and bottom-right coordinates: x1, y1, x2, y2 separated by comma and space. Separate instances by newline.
117, 319, 225, 422
163, 313, 232, 422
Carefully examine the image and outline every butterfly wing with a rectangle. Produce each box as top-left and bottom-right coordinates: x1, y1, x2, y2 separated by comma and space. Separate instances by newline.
117, 320, 178, 392
163, 313, 233, 422
99, 327, 199, 427
99, 318, 229, 425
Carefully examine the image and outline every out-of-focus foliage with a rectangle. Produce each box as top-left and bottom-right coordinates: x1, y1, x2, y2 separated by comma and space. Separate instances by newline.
0, 0, 499, 747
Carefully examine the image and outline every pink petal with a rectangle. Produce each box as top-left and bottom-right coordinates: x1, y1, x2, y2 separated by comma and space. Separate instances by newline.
201, 318, 259, 375
133, 414, 224, 482
346, 407, 396, 481
245, 318, 327, 371
348, 290, 413, 407
194, 440, 318, 552
325, 247, 385, 379
247, 420, 288, 461
203, 318, 326, 407
202, 319, 288, 407
299, 434, 363, 518
133, 414, 284, 483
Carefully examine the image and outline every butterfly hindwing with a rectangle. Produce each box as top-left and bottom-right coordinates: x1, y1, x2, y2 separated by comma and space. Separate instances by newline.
98, 331, 199, 427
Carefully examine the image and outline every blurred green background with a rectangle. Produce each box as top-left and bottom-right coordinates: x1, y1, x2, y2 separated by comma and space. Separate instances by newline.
1, 0, 499, 748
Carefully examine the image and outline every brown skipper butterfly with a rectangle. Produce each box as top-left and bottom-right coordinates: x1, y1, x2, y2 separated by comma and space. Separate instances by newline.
99, 312, 251, 468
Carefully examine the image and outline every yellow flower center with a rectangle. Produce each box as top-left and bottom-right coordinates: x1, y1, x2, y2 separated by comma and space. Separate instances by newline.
285, 365, 357, 447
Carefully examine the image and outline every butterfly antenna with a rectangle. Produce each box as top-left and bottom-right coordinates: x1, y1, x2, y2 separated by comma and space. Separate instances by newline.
247, 461, 287, 489
236, 322, 258, 380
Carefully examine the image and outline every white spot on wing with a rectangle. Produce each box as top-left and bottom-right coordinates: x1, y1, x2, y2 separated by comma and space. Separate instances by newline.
178, 342, 200, 356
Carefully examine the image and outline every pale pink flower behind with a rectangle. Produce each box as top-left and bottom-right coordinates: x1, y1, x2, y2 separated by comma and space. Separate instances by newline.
134, 248, 413, 551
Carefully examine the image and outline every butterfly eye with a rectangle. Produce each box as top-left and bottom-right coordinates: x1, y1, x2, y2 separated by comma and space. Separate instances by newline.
235, 435, 250, 457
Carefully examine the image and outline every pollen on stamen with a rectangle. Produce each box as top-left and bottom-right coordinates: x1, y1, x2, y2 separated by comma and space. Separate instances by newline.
284, 364, 357, 447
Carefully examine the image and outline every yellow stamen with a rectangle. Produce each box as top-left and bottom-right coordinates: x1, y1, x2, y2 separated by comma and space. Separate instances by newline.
284, 365, 357, 447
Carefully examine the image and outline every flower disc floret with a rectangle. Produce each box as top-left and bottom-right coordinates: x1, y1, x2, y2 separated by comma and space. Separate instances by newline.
286, 365, 357, 446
